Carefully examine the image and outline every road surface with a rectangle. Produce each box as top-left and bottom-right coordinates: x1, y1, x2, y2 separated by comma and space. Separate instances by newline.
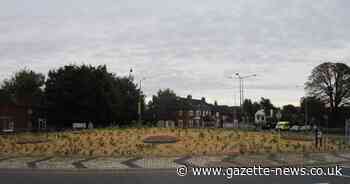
0, 168, 349, 184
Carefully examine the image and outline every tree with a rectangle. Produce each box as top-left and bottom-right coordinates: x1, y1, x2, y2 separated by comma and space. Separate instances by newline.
259, 97, 275, 115
281, 104, 300, 123
300, 96, 326, 126
1, 69, 45, 105
148, 89, 179, 120
45, 64, 140, 127
252, 102, 261, 115
306, 62, 350, 126
0, 89, 11, 104
242, 99, 254, 122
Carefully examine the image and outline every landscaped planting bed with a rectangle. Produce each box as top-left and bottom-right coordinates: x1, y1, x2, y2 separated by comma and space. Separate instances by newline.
0, 128, 347, 157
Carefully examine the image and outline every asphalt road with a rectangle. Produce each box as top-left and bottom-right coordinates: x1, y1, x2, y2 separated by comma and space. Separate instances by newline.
0, 169, 349, 184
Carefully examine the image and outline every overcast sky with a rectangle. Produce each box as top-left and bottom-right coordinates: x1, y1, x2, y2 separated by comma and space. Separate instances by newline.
1, 0, 350, 107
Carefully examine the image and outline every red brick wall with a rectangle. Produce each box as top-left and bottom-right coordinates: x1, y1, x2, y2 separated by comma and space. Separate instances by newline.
0, 104, 29, 131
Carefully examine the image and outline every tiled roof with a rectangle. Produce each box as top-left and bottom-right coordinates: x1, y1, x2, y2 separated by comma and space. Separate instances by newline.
176, 97, 211, 110
176, 97, 238, 113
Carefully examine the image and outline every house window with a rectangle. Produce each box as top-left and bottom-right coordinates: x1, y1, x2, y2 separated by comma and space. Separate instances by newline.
178, 120, 184, 128
178, 110, 183, 116
38, 118, 47, 130
189, 120, 194, 127
188, 110, 194, 116
1, 118, 14, 132
196, 110, 201, 117
195, 119, 200, 127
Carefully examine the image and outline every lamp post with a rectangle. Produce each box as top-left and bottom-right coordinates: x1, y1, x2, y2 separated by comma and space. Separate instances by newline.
129, 68, 147, 124
235, 73, 257, 107
228, 73, 257, 123
138, 77, 147, 124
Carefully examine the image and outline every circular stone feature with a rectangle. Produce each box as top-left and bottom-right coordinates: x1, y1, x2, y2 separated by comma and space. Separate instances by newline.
16, 139, 50, 144
143, 135, 178, 144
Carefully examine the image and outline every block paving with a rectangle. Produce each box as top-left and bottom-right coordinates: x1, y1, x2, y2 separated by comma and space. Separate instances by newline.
0, 152, 349, 170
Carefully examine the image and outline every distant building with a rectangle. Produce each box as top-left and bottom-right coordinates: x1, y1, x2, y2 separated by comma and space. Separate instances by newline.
174, 96, 215, 128
254, 109, 277, 127
216, 105, 239, 128
254, 109, 266, 125
157, 95, 238, 128
0, 99, 47, 132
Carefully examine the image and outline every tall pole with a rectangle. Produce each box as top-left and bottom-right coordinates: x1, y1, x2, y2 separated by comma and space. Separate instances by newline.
233, 93, 237, 122
236, 73, 242, 110
305, 97, 308, 125
239, 78, 242, 123
236, 73, 256, 107
241, 79, 244, 105
138, 79, 143, 124
234, 94, 237, 106
233, 73, 257, 123
239, 78, 242, 107
238, 77, 243, 122
242, 79, 245, 123
129, 68, 133, 80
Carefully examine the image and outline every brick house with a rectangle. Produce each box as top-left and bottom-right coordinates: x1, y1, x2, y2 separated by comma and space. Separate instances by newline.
0, 100, 47, 132
174, 96, 225, 128
215, 105, 239, 127
151, 95, 238, 128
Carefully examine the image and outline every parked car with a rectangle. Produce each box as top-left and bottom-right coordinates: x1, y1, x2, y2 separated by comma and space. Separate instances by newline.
275, 121, 290, 131
290, 125, 301, 132
299, 125, 312, 131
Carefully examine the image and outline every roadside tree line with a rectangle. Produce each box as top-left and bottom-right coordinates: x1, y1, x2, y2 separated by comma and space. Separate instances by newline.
0, 64, 144, 128
0, 62, 349, 128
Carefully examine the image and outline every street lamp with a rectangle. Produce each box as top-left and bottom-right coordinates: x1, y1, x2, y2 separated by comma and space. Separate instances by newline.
129, 68, 147, 124
230, 73, 257, 107
138, 77, 147, 124
235, 73, 257, 106
228, 73, 257, 123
